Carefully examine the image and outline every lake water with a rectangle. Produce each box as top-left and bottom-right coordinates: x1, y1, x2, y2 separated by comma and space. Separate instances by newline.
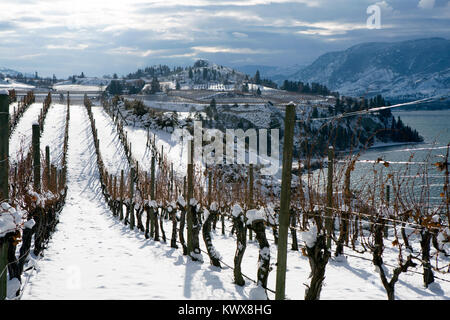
348, 109, 450, 209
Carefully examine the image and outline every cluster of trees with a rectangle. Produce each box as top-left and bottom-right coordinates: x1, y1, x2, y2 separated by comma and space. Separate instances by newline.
107, 79, 146, 95
125, 65, 178, 79
384, 116, 423, 143
2, 70, 62, 87
252, 70, 278, 89
67, 72, 86, 83
188, 66, 235, 85
281, 80, 334, 96
306, 93, 423, 155
204, 98, 218, 121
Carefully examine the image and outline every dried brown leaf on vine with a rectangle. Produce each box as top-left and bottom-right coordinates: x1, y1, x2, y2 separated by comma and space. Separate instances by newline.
301, 247, 308, 257
434, 162, 446, 171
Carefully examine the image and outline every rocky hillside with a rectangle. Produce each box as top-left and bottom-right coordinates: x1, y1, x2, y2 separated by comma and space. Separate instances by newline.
290, 38, 450, 102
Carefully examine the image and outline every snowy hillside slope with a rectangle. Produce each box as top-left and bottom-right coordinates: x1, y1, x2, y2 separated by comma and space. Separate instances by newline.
9, 103, 43, 163
0, 78, 35, 90
289, 38, 450, 101
53, 77, 109, 92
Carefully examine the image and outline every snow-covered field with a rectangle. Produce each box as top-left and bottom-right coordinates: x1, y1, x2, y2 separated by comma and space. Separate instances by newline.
0, 79, 35, 90
91, 107, 130, 176
21, 105, 263, 300
40, 104, 67, 166
53, 84, 107, 92
9, 103, 43, 163
7, 102, 450, 300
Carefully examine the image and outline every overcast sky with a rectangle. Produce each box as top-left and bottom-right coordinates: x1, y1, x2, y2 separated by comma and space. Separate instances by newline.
0, 0, 448, 78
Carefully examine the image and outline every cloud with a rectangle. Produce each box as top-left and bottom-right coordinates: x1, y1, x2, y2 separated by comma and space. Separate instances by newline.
191, 46, 277, 54
46, 44, 89, 50
295, 21, 370, 36
0, 0, 448, 77
106, 47, 161, 57
418, 0, 435, 9
232, 32, 248, 38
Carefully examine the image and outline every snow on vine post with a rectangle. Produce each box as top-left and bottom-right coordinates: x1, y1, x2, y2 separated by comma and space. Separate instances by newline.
302, 211, 331, 300
0, 203, 28, 300
232, 204, 246, 286
247, 208, 270, 296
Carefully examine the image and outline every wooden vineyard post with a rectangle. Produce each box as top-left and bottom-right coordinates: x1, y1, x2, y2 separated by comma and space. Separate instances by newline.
119, 170, 124, 220
187, 140, 193, 254
183, 176, 187, 200
45, 146, 50, 191
336, 165, 351, 256
326, 146, 334, 249
186, 139, 198, 260
207, 169, 212, 207
170, 163, 174, 199
32, 123, 41, 192
129, 167, 135, 230
0, 239, 6, 300
275, 103, 296, 300
384, 184, 390, 239
0, 91, 9, 203
248, 164, 254, 241
51, 165, 57, 194
150, 155, 155, 237
0, 91, 8, 300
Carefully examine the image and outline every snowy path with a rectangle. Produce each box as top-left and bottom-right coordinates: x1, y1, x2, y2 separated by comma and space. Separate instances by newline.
91, 106, 129, 176
40, 104, 67, 166
9, 103, 42, 163
22, 104, 259, 300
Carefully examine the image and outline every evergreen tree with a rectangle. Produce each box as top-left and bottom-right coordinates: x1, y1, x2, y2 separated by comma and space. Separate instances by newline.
205, 98, 218, 120
107, 80, 123, 95
312, 107, 319, 119
151, 77, 161, 94
254, 70, 261, 85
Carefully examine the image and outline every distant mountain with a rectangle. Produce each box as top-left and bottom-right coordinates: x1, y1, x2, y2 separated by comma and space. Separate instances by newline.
235, 64, 306, 83
0, 67, 21, 77
289, 38, 450, 103
0, 67, 34, 78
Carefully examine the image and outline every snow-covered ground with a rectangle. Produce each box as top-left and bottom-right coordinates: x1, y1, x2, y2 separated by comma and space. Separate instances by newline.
91, 107, 130, 176
53, 77, 109, 93
0, 78, 35, 90
40, 104, 67, 166
9, 101, 18, 115
21, 104, 263, 300
14, 103, 450, 300
9, 103, 43, 163
53, 84, 107, 92
121, 118, 189, 179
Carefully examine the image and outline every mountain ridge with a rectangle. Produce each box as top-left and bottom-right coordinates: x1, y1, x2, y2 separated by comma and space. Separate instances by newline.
287, 38, 450, 102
